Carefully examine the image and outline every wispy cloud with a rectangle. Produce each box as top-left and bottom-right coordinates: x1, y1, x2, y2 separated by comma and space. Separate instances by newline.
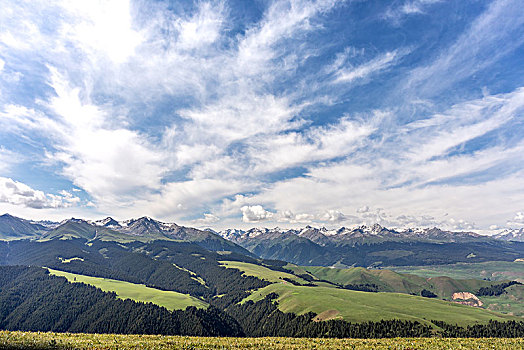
238, 86, 524, 230
333, 50, 408, 84
400, 0, 524, 99
384, 0, 444, 24
1, 0, 523, 231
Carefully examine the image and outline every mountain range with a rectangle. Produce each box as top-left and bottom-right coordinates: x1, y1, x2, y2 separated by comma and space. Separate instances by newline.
0, 213, 251, 256
493, 228, 524, 242
1, 213, 524, 267
216, 224, 488, 245
213, 224, 524, 267
0, 212, 523, 337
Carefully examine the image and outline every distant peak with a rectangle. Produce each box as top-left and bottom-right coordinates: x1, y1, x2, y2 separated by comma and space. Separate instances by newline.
96, 217, 121, 227
136, 216, 157, 223
67, 218, 88, 224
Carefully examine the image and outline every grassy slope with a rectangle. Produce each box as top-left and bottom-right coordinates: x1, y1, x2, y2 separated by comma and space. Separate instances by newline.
219, 261, 309, 284
222, 260, 518, 324
391, 261, 524, 283
47, 268, 208, 311
286, 264, 494, 298
243, 283, 516, 326
481, 284, 524, 317
2, 331, 523, 350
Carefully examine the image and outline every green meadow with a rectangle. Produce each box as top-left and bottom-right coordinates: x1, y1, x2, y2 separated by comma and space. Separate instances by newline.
481, 284, 524, 317
220, 260, 309, 284
220, 260, 521, 324
47, 268, 208, 311
391, 261, 524, 282
243, 283, 516, 325
287, 264, 495, 298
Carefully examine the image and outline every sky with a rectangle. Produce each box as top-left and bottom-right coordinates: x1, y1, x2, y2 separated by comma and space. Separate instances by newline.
1, 0, 524, 232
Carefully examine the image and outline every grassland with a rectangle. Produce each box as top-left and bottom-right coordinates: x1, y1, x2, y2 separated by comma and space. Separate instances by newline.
47, 268, 208, 311
1, 331, 523, 349
391, 261, 524, 282
243, 283, 516, 325
481, 284, 524, 317
219, 261, 309, 284
221, 260, 520, 324
286, 264, 494, 298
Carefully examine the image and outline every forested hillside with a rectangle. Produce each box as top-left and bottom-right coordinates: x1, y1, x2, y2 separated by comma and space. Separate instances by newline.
0, 266, 241, 336
0, 215, 523, 338
1, 266, 523, 338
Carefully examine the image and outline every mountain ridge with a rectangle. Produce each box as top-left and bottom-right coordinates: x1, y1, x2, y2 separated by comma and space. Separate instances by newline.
0, 214, 252, 256
218, 224, 487, 246
2, 214, 523, 267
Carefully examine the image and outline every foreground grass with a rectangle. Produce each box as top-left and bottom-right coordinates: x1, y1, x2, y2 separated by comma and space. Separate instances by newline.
243, 283, 515, 325
47, 268, 208, 311
1, 331, 523, 349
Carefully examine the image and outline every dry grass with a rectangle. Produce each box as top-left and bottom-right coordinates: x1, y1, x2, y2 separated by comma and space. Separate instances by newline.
1, 331, 523, 350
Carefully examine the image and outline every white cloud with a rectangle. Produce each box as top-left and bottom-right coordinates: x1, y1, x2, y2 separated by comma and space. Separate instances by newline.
231, 85, 524, 230
320, 209, 347, 222
384, 0, 443, 23
175, 1, 225, 51
44, 70, 167, 207
507, 211, 524, 227
0, 177, 79, 209
124, 178, 251, 221
277, 210, 315, 224
245, 115, 377, 174
58, 0, 144, 64
179, 94, 302, 144
334, 50, 407, 84
0, 58, 4, 72
401, 0, 524, 98
241, 205, 274, 223
192, 213, 220, 226
357, 205, 370, 213
1, 0, 523, 231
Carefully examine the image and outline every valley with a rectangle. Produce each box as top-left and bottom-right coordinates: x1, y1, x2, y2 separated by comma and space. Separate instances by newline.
0, 213, 523, 338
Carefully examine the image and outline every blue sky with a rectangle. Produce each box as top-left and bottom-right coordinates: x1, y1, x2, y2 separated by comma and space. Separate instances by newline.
1, 0, 524, 231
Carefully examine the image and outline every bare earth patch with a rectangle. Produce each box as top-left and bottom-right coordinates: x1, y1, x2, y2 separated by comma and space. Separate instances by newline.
313, 309, 341, 322
452, 292, 483, 307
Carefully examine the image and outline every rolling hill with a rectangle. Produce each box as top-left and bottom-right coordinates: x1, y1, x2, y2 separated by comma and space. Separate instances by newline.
242, 283, 515, 325
285, 264, 495, 299
1, 213, 523, 337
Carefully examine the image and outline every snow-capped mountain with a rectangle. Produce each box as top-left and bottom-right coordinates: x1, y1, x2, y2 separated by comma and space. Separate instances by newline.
217, 224, 483, 246
493, 228, 524, 242
1, 213, 523, 268
218, 227, 289, 241
215, 223, 516, 267
94, 217, 121, 228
